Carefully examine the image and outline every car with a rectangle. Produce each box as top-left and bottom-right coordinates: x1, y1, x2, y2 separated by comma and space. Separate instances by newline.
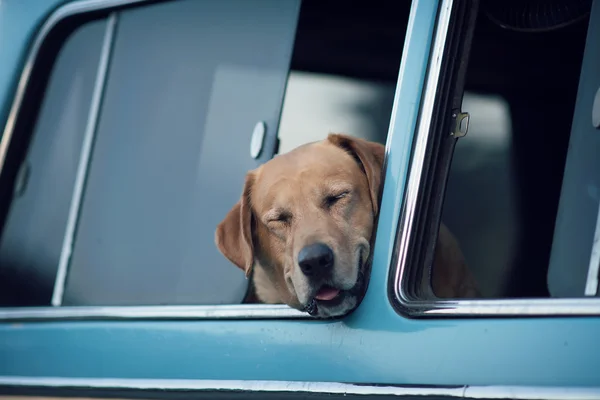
0, 0, 599, 399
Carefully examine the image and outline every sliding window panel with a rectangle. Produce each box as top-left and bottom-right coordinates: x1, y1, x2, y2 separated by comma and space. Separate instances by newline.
63, 0, 300, 306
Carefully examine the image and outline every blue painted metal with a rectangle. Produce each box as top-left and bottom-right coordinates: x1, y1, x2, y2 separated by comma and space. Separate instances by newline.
0, 0, 68, 124
1, 0, 600, 389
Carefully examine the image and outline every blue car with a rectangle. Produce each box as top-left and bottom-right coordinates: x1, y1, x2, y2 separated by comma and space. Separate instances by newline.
0, 0, 599, 398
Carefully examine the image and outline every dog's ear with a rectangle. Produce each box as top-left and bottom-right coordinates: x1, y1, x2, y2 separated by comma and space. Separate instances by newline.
215, 172, 255, 277
327, 133, 385, 216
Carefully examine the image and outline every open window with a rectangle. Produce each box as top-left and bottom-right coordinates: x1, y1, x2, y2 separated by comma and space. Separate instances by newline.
396, 0, 600, 315
0, 0, 411, 316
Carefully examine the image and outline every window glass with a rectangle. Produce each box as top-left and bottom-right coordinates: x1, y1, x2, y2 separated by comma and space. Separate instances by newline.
63, 0, 300, 306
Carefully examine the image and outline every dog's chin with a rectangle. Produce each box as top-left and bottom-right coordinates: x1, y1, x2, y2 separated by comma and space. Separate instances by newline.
302, 269, 365, 319
304, 290, 359, 318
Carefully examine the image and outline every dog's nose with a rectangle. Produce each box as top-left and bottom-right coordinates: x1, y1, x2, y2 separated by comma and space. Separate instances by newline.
298, 243, 334, 277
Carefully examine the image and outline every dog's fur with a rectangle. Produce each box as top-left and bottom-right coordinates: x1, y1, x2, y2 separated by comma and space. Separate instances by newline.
216, 134, 480, 318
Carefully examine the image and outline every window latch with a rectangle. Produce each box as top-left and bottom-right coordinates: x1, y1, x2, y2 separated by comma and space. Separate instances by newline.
450, 111, 470, 138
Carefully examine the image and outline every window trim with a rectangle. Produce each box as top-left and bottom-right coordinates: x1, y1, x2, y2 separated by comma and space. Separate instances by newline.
0, 376, 599, 400
0, 304, 305, 321
390, 0, 600, 318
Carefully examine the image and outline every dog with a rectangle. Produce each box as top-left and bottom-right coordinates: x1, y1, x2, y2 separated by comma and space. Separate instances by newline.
215, 133, 480, 318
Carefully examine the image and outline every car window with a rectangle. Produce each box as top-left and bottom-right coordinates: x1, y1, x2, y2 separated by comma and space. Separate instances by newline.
0, 0, 300, 307
0, 0, 411, 311
397, 0, 600, 309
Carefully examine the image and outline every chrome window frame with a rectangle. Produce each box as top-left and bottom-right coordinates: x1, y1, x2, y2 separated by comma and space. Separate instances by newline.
390, 0, 600, 318
0, 376, 599, 400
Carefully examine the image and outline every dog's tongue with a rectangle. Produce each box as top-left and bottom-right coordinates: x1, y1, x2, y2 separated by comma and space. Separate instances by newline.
315, 286, 340, 301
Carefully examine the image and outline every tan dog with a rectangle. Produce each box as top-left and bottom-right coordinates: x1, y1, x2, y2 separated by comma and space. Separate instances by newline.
216, 134, 480, 318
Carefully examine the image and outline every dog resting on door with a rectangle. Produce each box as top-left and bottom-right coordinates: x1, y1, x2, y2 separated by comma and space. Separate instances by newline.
215, 133, 480, 318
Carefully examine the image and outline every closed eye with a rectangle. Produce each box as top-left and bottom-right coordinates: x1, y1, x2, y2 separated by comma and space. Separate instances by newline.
324, 191, 350, 208
266, 211, 291, 226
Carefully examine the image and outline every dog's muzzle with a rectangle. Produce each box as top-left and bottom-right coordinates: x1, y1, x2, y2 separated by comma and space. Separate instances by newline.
301, 248, 367, 317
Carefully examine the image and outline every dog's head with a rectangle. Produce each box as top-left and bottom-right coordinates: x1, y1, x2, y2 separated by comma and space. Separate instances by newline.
215, 134, 384, 318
